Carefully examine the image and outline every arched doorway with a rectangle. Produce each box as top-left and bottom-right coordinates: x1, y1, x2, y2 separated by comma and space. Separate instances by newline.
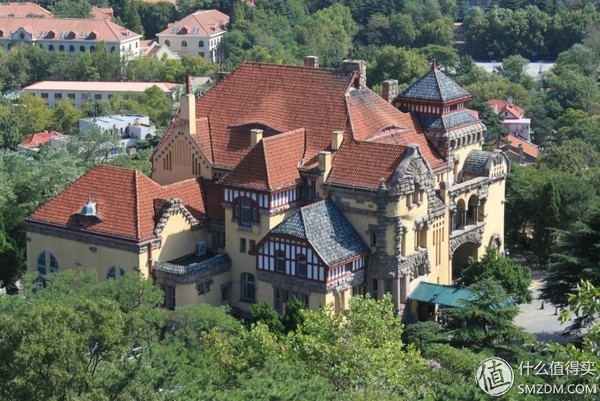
452, 242, 478, 281
467, 195, 479, 226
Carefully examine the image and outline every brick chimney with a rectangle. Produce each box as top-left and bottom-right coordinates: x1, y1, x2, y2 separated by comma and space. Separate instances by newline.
303, 56, 319, 68
341, 59, 366, 89
381, 80, 398, 103
331, 131, 343, 151
180, 75, 196, 135
250, 129, 263, 148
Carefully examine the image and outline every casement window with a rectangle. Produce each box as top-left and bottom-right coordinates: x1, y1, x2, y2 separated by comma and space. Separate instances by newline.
37, 251, 59, 279
276, 251, 286, 273
240, 272, 255, 302
106, 266, 126, 280
233, 196, 259, 226
296, 255, 307, 277
161, 285, 176, 310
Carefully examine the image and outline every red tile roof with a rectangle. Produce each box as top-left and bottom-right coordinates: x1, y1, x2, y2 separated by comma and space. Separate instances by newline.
488, 99, 524, 119
506, 135, 539, 158
328, 140, 408, 189
194, 62, 353, 170
27, 165, 205, 241
157, 9, 229, 37
203, 180, 224, 223
0, 17, 141, 42
91, 6, 113, 20
220, 128, 305, 191
20, 130, 63, 148
346, 90, 445, 168
0, 2, 52, 17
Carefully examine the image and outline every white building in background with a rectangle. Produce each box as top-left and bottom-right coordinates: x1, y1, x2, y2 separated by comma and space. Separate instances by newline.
79, 114, 156, 149
156, 9, 228, 62
23, 81, 179, 108
0, 17, 141, 58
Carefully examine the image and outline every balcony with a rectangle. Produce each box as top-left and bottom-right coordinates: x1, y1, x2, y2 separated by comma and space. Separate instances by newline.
153, 251, 231, 284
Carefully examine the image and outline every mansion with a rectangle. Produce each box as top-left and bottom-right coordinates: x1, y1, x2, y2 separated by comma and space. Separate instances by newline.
26, 58, 508, 317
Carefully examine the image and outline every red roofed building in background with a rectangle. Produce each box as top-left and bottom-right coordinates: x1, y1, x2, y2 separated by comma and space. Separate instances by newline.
488, 97, 532, 141
156, 9, 229, 62
27, 58, 508, 319
17, 130, 65, 152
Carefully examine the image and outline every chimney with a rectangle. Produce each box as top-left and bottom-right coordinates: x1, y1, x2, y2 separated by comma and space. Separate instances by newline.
341, 59, 366, 89
250, 129, 263, 148
518, 143, 524, 164
381, 79, 398, 103
180, 75, 196, 135
331, 131, 343, 151
303, 56, 319, 68
216, 71, 230, 83
318, 151, 332, 177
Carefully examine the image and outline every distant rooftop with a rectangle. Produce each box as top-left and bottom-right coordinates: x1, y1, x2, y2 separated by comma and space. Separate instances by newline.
24, 81, 179, 92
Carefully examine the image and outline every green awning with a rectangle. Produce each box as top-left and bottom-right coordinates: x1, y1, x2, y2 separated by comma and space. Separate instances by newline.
409, 282, 476, 308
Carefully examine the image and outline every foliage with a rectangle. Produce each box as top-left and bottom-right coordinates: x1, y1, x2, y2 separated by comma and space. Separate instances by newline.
53, 99, 84, 135
367, 45, 429, 87
52, 0, 93, 18
461, 247, 533, 303
250, 302, 284, 335
541, 202, 600, 332
446, 278, 534, 356
402, 320, 447, 351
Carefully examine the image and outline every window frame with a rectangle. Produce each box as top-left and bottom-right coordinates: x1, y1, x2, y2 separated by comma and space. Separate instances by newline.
240, 272, 255, 302
296, 254, 307, 277
276, 251, 286, 274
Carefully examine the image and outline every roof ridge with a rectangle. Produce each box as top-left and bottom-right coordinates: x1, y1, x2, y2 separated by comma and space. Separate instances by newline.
133, 170, 141, 239
261, 140, 272, 189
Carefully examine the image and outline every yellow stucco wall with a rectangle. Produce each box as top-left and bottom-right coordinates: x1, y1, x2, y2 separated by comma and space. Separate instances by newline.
26, 230, 146, 280
482, 179, 506, 253
175, 271, 231, 307
152, 128, 212, 186
224, 207, 292, 311
153, 211, 208, 263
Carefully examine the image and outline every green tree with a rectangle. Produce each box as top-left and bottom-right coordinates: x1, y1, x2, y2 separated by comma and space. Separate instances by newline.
140, 85, 174, 127
462, 248, 533, 303
53, 99, 84, 135
367, 45, 428, 87
137, 1, 177, 39
496, 54, 529, 84
446, 279, 534, 356
0, 103, 22, 149
296, 4, 358, 67
250, 302, 284, 335
531, 180, 561, 264
401, 320, 447, 351
541, 202, 600, 332
16, 93, 54, 137
52, 0, 93, 17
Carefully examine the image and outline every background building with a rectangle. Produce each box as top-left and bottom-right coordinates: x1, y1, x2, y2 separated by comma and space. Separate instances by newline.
156, 9, 228, 62
79, 114, 156, 149
24, 81, 178, 108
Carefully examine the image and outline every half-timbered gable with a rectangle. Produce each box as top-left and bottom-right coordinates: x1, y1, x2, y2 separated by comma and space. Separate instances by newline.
253, 200, 369, 307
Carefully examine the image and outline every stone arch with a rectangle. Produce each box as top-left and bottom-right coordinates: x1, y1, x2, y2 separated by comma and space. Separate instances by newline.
454, 198, 466, 230
467, 194, 479, 225
489, 234, 502, 250
452, 242, 478, 281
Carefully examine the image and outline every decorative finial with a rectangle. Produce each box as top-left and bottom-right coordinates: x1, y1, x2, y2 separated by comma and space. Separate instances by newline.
431, 59, 438, 71
185, 75, 191, 95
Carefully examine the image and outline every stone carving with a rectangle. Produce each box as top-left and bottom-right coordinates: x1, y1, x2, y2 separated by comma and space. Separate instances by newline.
449, 223, 485, 257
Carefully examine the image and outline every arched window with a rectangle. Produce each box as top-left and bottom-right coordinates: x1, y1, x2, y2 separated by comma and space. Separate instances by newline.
79, 45, 85, 52
90, 46, 95, 52
110, 46, 115, 53
69, 45, 75, 53
165, 40, 170, 46
181, 40, 187, 47
37, 251, 59, 278
58, 44, 64, 51
241, 272, 255, 302
296, 255, 307, 277
198, 40, 204, 47
49, 44, 54, 51
7, 43, 12, 50
39, 44, 43, 49
276, 251, 286, 273
106, 266, 126, 280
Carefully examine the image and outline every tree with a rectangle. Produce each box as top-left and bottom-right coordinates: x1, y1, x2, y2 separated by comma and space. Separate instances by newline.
388, 13, 417, 47
141, 86, 175, 127
419, 45, 460, 70
16, 94, 54, 137
286, 295, 432, 396
367, 45, 428, 87
0, 103, 22, 149
53, 99, 84, 135
446, 279, 534, 357
496, 54, 529, 84
541, 202, 600, 332
296, 4, 358, 67
137, 1, 177, 39
555, 44, 598, 77
250, 302, 284, 335
461, 247, 533, 303
52, 0, 93, 17
67, 129, 122, 166
401, 321, 447, 351
531, 180, 561, 264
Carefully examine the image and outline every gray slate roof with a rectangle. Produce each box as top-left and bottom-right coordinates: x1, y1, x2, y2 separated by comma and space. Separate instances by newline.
270, 200, 369, 266
399, 67, 470, 102
419, 111, 479, 131
463, 150, 492, 177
